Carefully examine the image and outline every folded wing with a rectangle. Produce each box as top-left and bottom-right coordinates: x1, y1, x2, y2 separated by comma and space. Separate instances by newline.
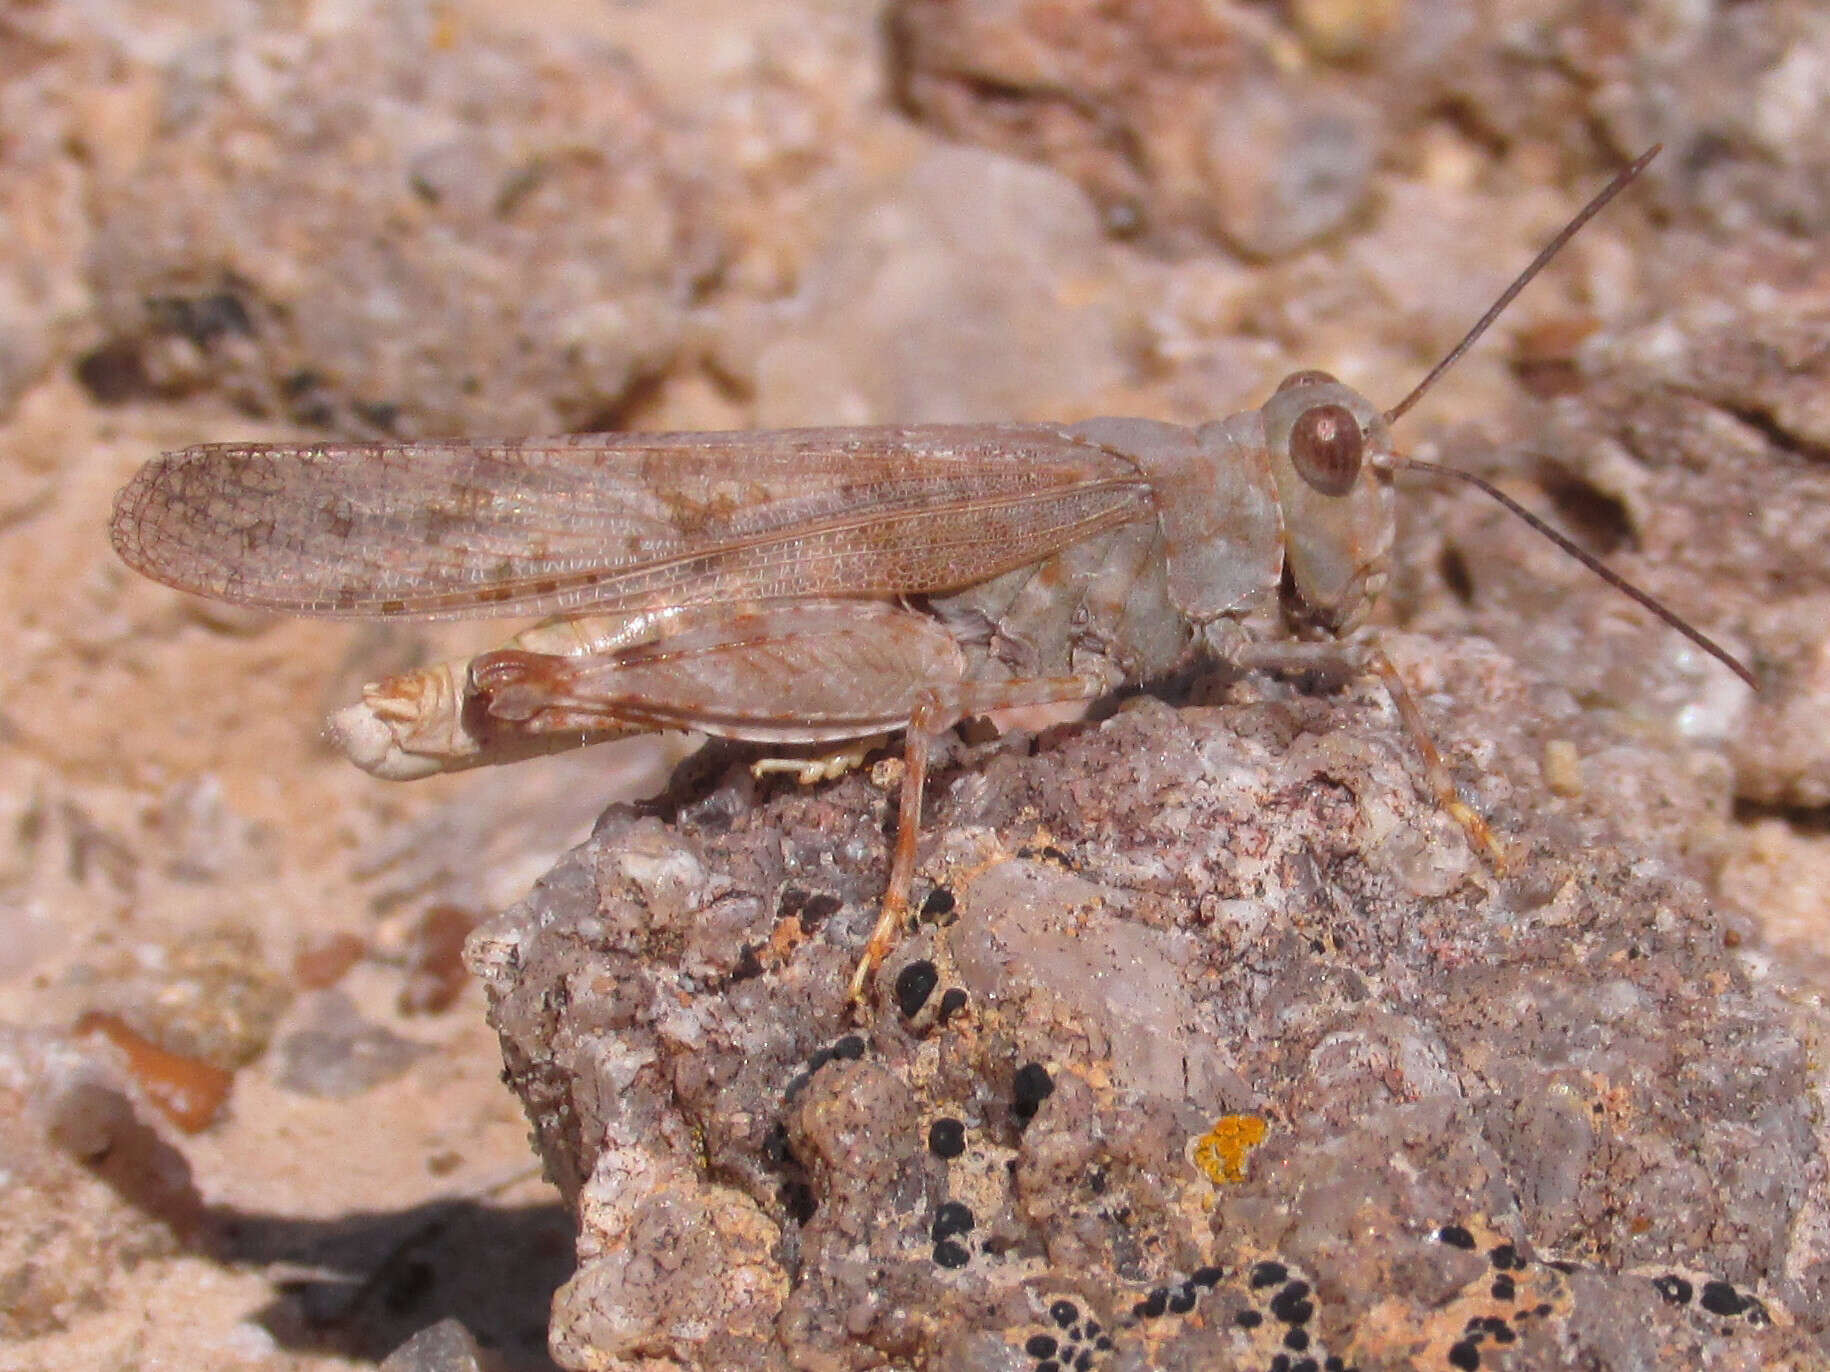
110, 425, 1156, 621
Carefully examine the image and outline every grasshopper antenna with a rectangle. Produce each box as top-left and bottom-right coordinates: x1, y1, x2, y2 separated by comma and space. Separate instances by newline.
1389, 455, 1757, 689
1383, 145, 1661, 426
1379, 145, 1757, 690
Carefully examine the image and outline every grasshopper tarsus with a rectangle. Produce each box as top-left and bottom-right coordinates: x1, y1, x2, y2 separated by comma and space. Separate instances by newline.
1369, 650, 1511, 873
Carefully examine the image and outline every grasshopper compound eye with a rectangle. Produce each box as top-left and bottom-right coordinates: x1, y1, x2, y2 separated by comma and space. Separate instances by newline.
1288, 402, 1363, 496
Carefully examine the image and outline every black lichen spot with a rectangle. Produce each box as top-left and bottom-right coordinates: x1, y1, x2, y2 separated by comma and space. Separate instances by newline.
1168, 1284, 1196, 1314
1037, 1363, 1060, 1372
1235, 1309, 1263, 1329
1699, 1281, 1749, 1317
1073, 1351, 1093, 1372
1134, 1289, 1167, 1320
1488, 1243, 1524, 1271
1084, 1321, 1102, 1338
1447, 1340, 1481, 1370
1652, 1274, 1694, 1306
1012, 1062, 1055, 1120
1325, 1360, 1347, 1372
1491, 1275, 1515, 1302
1191, 1265, 1224, 1288
1025, 1333, 1058, 1358
1285, 1326, 1310, 1351
1546, 1260, 1577, 1274
830, 1034, 865, 1061
1250, 1260, 1289, 1289
1050, 1299, 1080, 1328
1436, 1225, 1476, 1250
938, 987, 969, 1021
921, 886, 956, 917
933, 1239, 970, 1269
1095, 1336, 1113, 1351
894, 960, 938, 1017
931, 1201, 974, 1242
928, 1117, 966, 1159
1270, 1280, 1313, 1325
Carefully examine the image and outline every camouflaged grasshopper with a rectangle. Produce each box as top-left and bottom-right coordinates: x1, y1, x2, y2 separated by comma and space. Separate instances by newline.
110, 147, 1752, 1003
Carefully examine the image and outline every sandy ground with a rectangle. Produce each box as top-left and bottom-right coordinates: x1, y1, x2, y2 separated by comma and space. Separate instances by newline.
3, 1, 1828, 1368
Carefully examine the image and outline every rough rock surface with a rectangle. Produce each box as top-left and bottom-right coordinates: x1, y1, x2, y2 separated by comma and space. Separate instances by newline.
6, 0, 1830, 1369
470, 638, 1829, 1370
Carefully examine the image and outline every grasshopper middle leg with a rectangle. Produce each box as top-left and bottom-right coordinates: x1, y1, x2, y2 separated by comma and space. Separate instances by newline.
849, 674, 1107, 1007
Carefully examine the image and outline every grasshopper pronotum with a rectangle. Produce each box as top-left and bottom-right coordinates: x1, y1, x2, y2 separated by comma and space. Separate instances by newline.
111, 147, 1753, 1004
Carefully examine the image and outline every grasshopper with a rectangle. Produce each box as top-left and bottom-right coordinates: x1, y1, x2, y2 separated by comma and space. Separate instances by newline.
110, 147, 1753, 1004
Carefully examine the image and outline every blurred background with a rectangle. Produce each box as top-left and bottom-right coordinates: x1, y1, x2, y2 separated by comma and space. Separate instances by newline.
2, 1, 1828, 1367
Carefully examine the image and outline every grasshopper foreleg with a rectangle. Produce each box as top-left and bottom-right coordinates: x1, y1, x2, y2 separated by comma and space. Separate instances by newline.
1230, 638, 1508, 869
1366, 649, 1509, 871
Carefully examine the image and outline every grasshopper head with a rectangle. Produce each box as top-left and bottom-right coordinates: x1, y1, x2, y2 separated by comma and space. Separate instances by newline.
1261, 369, 1396, 632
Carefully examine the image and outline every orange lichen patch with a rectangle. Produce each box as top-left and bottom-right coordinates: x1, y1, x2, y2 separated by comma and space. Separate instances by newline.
74, 1012, 233, 1133
1190, 1114, 1268, 1184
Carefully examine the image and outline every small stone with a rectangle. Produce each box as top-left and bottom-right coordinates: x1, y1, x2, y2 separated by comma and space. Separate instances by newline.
378, 1318, 489, 1371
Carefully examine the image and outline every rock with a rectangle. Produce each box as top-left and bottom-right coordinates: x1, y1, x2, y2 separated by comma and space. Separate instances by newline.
469, 639, 1829, 1368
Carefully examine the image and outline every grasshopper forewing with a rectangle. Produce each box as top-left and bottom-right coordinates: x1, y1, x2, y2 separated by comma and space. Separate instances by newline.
110, 147, 1753, 1007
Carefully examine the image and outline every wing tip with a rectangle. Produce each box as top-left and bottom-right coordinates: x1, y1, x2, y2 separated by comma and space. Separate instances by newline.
108, 454, 167, 575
